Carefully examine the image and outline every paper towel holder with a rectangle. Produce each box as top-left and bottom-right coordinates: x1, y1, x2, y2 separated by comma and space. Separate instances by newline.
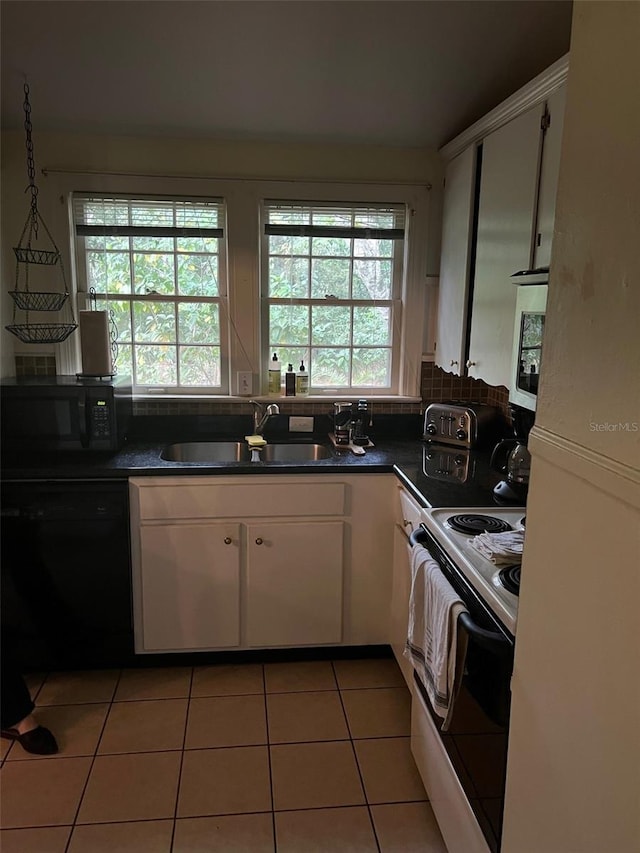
76, 291, 118, 380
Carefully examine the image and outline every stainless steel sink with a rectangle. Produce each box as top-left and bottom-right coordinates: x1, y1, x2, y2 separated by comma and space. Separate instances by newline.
161, 441, 248, 462
260, 443, 331, 462
161, 442, 332, 463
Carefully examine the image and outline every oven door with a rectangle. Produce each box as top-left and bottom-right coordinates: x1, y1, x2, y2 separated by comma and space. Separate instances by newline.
409, 526, 514, 853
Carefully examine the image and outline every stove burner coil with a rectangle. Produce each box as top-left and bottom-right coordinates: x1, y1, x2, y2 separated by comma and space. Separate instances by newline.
498, 565, 521, 595
447, 514, 513, 535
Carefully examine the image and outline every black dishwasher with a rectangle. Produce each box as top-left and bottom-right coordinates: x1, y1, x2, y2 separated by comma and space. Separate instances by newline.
1, 480, 134, 670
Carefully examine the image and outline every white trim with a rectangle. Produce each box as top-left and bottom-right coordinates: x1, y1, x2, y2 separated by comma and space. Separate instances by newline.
33, 171, 429, 398
132, 393, 421, 404
439, 54, 570, 162
528, 425, 640, 510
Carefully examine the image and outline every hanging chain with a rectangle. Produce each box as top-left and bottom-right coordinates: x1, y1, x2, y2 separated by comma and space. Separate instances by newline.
23, 82, 39, 239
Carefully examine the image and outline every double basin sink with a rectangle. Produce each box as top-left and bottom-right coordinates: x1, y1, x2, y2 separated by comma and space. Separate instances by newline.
161, 441, 332, 464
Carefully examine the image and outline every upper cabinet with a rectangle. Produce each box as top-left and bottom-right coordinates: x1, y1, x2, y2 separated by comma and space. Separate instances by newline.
435, 56, 568, 386
533, 85, 567, 270
467, 104, 543, 387
435, 146, 478, 376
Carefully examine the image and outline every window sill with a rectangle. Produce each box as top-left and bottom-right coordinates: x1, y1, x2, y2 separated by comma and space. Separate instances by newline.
132, 393, 422, 404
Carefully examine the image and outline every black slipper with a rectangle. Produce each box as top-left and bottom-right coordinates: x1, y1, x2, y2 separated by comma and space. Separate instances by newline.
1, 725, 59, 755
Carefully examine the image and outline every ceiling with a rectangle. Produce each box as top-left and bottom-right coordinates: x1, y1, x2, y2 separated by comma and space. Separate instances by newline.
0, 0, 572, 149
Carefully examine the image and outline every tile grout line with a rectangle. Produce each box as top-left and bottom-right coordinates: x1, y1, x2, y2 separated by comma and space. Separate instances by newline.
261, 664, 278, 852
169, 666, 195, 852
63, 668, 124, 853
4, 661, 418, 847
331, 661, 383, 853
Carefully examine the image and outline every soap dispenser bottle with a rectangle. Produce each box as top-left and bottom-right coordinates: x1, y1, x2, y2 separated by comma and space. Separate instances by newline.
285, 363, 296, 396
268, 353, 281, 395
296, 360, 309, 396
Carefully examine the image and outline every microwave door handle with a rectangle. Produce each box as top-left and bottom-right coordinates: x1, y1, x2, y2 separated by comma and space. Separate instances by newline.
78, 396, 89, 448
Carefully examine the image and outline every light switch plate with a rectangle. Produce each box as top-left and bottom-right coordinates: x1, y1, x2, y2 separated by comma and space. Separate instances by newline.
236, 371, 253, 396
289, 416, 314, 432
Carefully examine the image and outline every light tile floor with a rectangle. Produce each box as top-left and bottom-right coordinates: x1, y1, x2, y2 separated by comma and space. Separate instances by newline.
0, 657, 448, 852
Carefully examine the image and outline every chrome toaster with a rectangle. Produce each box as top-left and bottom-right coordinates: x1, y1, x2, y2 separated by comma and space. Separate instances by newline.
423, 402, 501, 448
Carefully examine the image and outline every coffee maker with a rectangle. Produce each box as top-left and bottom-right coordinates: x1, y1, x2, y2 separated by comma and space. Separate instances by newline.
491, 405, 535, 502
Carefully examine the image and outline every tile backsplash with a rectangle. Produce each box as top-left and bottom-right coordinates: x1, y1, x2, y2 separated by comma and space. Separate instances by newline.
132, 363, 510, 419
420, 362, 511, 418
9, 355, 510, 420
132, 398, 423, 417
14, 354, 57, 376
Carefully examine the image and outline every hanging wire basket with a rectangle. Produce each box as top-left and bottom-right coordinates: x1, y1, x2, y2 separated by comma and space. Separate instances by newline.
13, 246, 61, 265
6, 323, 78, 344
5, 83, 78, 347
9, 290, 69, 312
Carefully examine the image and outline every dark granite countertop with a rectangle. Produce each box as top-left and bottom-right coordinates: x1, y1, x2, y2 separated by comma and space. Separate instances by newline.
1, 433, 507, 509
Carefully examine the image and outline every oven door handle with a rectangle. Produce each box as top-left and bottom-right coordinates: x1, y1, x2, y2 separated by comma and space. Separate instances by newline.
458, 612, 511, 657
408, 528, 512, 657
409, 528, 426, 548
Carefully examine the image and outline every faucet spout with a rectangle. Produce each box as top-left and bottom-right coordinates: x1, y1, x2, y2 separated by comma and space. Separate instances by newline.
250, 400, 280, 435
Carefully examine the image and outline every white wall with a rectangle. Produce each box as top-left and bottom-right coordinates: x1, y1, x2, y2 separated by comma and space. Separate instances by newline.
535, 8, 640, 466
503, 3, 640, 851
0, 131, 442, 377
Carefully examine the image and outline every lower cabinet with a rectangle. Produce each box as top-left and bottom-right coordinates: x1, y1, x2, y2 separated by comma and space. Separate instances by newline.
130, 474, 393, 653
391, 485, 425, 690
139, 522, 241, 651
246, 521, 344, 647
391, 524, 414, 690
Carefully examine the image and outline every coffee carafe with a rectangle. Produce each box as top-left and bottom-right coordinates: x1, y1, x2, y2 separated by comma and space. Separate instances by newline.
491, 406, 535, 501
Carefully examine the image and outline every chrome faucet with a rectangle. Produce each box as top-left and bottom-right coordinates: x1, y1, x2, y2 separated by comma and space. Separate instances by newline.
249, 400, 279, 434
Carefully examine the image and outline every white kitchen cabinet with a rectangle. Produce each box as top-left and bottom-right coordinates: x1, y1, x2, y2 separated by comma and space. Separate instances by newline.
139, 522, 240, 651
436, 58, 567, 391
246, 520, 344, 647
390, 485, 424, 691
466, 103, 544, 388
533, 84, 567, 270
435, 145, 478, 376
129, 474, 394, 653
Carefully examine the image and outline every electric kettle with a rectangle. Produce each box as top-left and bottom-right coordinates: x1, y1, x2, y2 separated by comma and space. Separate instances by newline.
490, 438, 531, 501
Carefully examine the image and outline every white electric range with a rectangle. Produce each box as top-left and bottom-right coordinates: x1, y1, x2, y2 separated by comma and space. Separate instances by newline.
420, 506, 526, 635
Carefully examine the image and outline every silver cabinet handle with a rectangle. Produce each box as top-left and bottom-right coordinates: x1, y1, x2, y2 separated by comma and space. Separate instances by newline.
466, 360, 476, 368
450, 360, 458, 367
224, 537, 232, 545
255, 538, 263, 545
403, 519, 413, 529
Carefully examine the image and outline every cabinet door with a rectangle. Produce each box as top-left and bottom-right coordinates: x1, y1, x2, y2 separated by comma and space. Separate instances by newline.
391, 524, 415, 692
246, 521, 344, 647
138, 523, 240, 651
468, 105, 543, 387
436, 145, 477, 375
533, 84, 567, 269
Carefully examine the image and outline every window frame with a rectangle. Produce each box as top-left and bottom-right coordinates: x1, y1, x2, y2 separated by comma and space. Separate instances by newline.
260, 200, 406, 395
55, 173, 429, 400
72, 192, 230, 394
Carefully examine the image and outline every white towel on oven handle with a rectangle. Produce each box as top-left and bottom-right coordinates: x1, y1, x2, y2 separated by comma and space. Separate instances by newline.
404, 544, 469, 730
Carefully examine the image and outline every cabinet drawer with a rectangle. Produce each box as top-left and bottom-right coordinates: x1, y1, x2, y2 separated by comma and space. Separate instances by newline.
136, 480, 346, 520
397, 486, 424, 536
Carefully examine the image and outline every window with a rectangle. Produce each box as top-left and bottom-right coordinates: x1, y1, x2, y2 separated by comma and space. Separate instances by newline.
262, 201, 406, 393
73, 194, 227, 392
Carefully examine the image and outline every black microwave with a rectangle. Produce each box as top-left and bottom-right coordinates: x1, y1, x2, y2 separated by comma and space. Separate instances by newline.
1, 375, 132, 451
